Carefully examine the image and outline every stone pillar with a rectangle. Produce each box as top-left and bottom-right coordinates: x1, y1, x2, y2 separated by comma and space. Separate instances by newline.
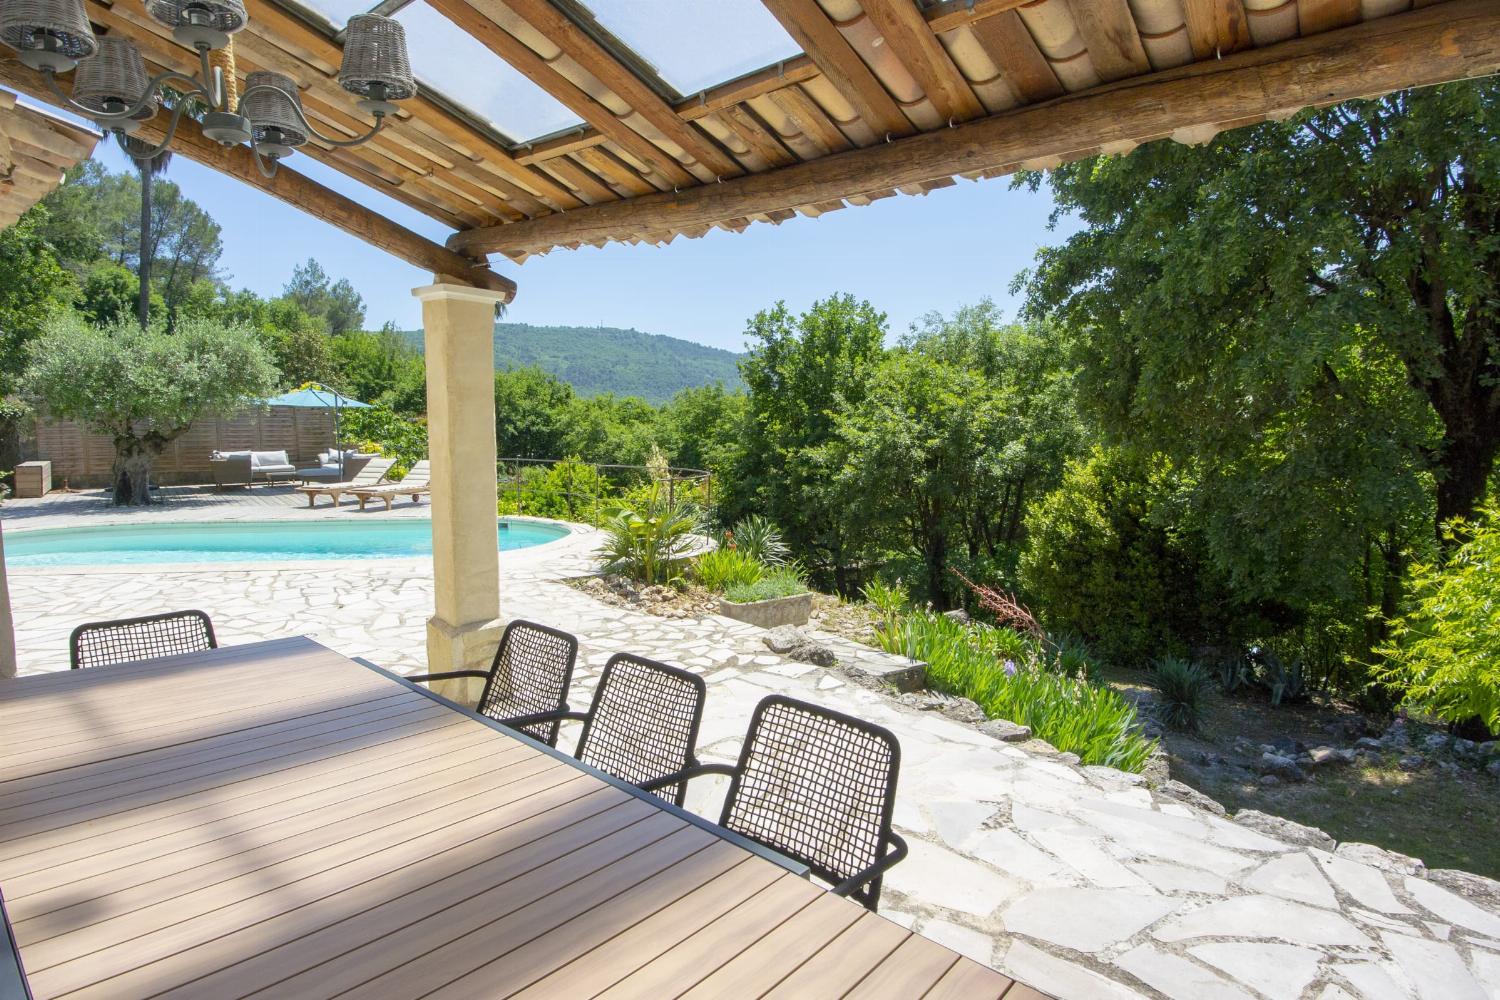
413, 280, 508, 704
0, 522, 14, 678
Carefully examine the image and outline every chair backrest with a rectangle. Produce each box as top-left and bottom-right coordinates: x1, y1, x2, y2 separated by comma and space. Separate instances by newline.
574, 653, 706, 805
477, 620, 579, 746
720, 695, 902, 910
69, 610, 218, 669
397, 460, 430, 488
350, 457, 394, 486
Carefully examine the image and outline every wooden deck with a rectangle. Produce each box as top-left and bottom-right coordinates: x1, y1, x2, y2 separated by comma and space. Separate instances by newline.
0, 637, 1032, 998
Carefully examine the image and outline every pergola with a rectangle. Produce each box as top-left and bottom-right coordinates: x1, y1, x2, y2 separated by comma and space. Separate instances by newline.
0, 0, 1496, 684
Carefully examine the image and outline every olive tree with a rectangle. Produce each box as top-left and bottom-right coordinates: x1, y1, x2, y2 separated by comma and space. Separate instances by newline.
24, 315, 279, 504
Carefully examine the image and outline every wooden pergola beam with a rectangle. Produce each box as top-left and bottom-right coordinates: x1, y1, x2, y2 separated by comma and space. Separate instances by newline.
859, 0, 985, 121
449, 0, 1500, 259
0, 57, 515, 298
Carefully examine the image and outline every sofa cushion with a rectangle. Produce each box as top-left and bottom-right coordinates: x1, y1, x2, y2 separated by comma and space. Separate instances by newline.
252, 450, 290, 468
220, 451, 251, 461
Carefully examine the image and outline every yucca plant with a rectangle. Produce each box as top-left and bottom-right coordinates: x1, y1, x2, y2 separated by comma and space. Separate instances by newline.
1152, 655, 1214, 733
727, 514, 791, 566
597, 486, 699, 586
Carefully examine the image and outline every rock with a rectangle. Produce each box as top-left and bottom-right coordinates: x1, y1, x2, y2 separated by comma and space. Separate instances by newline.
1155, 779, 1227, 817
1423, 732, 1451, 752
1487, 760, 1500, 779
1454, 738, 1477, 755
1335, 841, 1426, 877
1355, 737, 1384, 751
1399, 755, 1426, 772
1259, 752, 1306, 782
1019, 738, 1059, 756
941, 609, 971, 624
1142, 751, 1171, 787
1259, 775, 1280, 786
1233, 809, 1337, 851
944, 697, 987, 725
979, 718, 1032, 743
1480, 741, 1499, 757
1427, 869, 1500, 911
1056, 752, 1082, 766
1308, 746, 1357, 766
762, 625, 836, 667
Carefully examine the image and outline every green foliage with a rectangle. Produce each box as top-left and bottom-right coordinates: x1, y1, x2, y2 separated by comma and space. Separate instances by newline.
283, 258, 365, 335
495, 366, 575, 458
338, 405, 427, 475
497, 458, 606, 523
738, 295, 889, 593
597, 486, 700, 586
692, 547, 763, 593
1152, 656, 1213, 733
23, 315, 278, 503
725, 515, 789, 566
329, 329, 425, 414
1375, 506, 1500, 736
0, 208, 74, 393
76, 262, 138, 326
725, 566, 808, 603
875, 610, 1156, 771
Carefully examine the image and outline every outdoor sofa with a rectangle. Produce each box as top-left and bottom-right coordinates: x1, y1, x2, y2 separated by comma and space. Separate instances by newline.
210, 450, 298, 489
295, 450, 379, 485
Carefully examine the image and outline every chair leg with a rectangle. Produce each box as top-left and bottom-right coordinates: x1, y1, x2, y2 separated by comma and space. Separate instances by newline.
383, 495, 394, 511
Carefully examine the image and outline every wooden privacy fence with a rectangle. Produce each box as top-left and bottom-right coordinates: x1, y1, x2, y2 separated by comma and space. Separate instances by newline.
30, 406, 337, 487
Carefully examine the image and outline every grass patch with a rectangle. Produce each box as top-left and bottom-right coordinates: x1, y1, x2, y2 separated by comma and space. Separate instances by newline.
692, 547, 763, 592
874, 610, 1156, 772
724, 567, 808, 603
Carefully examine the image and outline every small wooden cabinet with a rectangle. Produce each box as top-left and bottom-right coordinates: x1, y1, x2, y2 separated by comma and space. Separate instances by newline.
14, 460, 51, 498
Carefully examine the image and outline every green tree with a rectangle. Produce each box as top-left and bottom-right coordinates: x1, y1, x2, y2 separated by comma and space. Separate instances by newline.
1375, 504, 1500, 737
284, 258, 365, 335
78, 262, 143, 326
656, 382, 747, 480
0, 207, 75, 472
739, 295, 887, 592
23, 316, 279, 504
494, 365, 574, 459
1022, 80, 1497, 550
329, 329, 424, 413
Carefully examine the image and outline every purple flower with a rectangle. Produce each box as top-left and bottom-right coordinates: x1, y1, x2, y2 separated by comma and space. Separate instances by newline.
1003, 659, 1018, 678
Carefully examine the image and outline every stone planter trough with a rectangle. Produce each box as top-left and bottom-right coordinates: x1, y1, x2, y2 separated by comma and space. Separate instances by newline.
717, 591, 812, 629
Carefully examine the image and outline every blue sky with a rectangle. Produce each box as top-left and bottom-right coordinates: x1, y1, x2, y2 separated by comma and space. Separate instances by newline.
89, 138, 1075, 353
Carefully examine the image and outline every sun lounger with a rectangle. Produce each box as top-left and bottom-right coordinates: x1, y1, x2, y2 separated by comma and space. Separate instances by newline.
294, 456, 395, 508
348, 460, 431, 511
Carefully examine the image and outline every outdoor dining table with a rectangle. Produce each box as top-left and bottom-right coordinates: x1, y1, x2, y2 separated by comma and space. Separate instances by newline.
0, 636, 1041, 999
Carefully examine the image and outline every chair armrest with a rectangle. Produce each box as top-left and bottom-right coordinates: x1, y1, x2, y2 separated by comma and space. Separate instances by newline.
404, 670, 491, 684
830, 831, 909, 900
638, 761, 737, 793
499, 708, 585, 730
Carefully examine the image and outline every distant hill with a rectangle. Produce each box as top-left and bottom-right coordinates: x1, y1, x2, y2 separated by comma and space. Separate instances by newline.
399, 323, 743, 403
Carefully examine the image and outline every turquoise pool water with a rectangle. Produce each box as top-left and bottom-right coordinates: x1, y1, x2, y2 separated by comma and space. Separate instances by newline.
4, 518, 570, 567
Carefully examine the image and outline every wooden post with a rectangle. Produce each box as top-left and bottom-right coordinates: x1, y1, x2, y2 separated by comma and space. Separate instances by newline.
414, 280, 508, 703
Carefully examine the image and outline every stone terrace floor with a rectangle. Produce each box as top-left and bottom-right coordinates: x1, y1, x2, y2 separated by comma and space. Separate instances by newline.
4, 486, 1499, 1000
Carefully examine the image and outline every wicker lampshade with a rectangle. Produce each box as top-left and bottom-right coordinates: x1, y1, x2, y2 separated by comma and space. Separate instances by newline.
73, 36, 158, 122
339, 14, 416, 104
0, 0, 98, 70
244, 70, 309, 154
142, 0, 247, 35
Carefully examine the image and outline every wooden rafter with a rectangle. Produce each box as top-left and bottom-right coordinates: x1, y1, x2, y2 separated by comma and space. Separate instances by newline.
1067, 0, 1153, 82
499, 0, 744, 179
859, 0, 985, 121
425, 0, 697, 188
449, 0, 1500, 259
760, 0, 914, 139
967, 11, 1066, 103
0, 56, 515, 297
924, 0, 1032, 33
1179, 0, 1253, 58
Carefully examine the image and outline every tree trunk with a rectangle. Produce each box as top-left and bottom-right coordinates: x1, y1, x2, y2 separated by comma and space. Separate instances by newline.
924, 526, 949, 610
136, 159, 152, 328
1433, 428, 1496, 538
112, 437, 157, 505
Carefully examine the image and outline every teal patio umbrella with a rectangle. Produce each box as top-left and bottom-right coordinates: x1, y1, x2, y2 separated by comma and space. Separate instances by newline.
261, 386, 372, 477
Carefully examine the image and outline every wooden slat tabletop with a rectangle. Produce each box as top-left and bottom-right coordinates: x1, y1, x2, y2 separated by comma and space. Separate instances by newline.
0, 637, 1029, 999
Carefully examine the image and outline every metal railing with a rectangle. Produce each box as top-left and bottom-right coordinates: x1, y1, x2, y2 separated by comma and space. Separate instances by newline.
496, 457, 713, 522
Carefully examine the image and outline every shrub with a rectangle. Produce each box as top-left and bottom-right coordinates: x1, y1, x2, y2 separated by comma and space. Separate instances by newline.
597, 486, 699, 586
693, 546, 763, 593
862, 578, 909, 631
1152, 656, 1213, 733
1375, 505, 1500, 737
725, 566, 807, 603
341, 405, 427, 477
726, 515, 790, 566
875, 611, 1156, 771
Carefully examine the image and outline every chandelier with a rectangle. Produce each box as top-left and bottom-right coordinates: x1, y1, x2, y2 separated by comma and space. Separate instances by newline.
0, 0, 416, 175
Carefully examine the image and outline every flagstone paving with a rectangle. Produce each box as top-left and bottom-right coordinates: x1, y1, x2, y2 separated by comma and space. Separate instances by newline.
4, 488, 1499, 1000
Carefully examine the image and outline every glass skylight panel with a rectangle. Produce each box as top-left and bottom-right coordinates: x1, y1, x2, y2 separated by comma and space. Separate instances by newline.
574, 0, 802, 96
288, 0, 373, 30
393, 1, 584, 143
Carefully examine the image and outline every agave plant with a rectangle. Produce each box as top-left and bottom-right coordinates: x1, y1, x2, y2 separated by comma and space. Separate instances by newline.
597, 486, 700, 586
727, 514, 791, 566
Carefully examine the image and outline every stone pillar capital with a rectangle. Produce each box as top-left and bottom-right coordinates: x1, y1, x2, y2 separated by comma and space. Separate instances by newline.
411, 282, 512, 307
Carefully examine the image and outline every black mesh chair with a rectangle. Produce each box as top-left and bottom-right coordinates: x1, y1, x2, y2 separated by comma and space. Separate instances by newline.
69, 610, 218, 669
407, 619, 579, 746
643, 694, 908, 911
522, 653, 707, 805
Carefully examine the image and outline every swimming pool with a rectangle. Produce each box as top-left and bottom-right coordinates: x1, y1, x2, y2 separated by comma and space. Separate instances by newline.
3, 518, 570, 567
